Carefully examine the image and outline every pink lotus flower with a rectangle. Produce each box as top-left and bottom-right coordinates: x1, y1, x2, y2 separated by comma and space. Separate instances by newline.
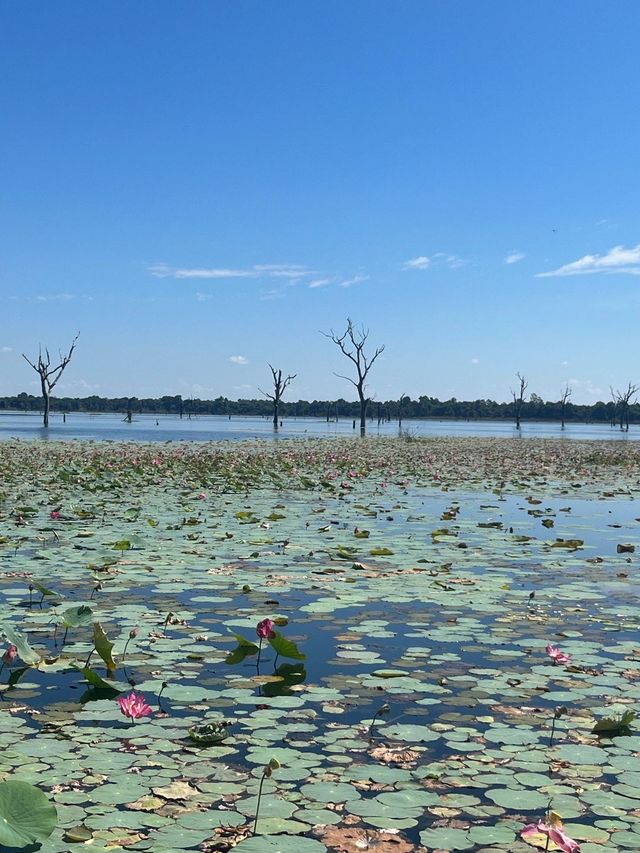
197, 493, 207, 500
546, 643, 572, 665
50, 511, 60, 520
256, 618, 276, 640
2, 645, 17, 665
117, 691, 153, 722
521, 819, 580, 852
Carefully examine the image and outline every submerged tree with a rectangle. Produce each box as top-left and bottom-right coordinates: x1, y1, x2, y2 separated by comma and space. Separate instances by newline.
22, 334, 79, 428
559, 383, 572, 430
261, 364, 296, 430
510, 372, 528, 430
610, 382, 638, 431
398, 392, 407, 432
323, 318, 385, 437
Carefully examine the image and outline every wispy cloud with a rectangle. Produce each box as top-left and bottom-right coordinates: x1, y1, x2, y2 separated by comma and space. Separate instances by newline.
434, 253, 466, 270
195, 292, 213, 302
537, 244, 640, 277
471, 357, 479, 364
338, 274, 370, 289
505, 250, 525, 264
229, 355, 248, 365
402, 253, 465, 271
308, 278, 331, 289
35, 293, 74, 302
1, 346, 13, 353
402, 256, 431, 271
150, 262, 311, 280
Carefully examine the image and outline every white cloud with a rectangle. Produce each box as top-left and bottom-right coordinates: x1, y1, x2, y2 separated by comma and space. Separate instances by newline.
149, 262, 311, 280
308, 278, 331, 289
253, 264, 309, 278
471, 357, 479, 364
537, 244, 640, 277
1, 346, 13, 353
229, 355, 248, 365
195, 292, 213, 302
402, 256, 431, 270
434, 253, 466, 270
505, 251, 525, 264
233, 383, 253, 392
338, 274, 370, 289
35, 293, 73, 302
403, 254, 465, 271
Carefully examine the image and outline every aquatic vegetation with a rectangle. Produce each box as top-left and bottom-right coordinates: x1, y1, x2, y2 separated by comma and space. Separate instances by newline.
0, 780, 57, 847
521, 813, 581, 852
254, 757, 281, 836
0, 436, 638, 850
546, 643, 572, 665
117, 690, 153, 723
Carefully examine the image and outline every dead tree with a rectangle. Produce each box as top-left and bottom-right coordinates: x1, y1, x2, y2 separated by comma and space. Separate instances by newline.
22, 333, 79, 428
398, 392, 407, 431
260, 364, 296, 430
323, 319, 385, 437
510, 372, 528, 430
611, 383, 638, 431
559, 383, 572, 429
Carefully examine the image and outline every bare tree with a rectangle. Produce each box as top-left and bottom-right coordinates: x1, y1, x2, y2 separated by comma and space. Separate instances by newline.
559, 383, 572, 430
323, 319, 385, 437
610, 382, 638, 431
260, 364, 296, 430
398, 392, 407, 432
510, 372, 528, 430
22, 333, 79, 428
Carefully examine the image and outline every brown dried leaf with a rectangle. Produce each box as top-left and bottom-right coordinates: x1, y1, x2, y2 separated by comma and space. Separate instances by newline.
316, 825, 419, 852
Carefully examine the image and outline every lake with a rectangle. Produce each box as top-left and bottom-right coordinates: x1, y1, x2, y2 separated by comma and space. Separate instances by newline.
0, 410, 635, 442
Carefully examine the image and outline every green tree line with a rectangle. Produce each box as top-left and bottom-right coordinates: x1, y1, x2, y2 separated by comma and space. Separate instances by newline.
0, 392, 635, 424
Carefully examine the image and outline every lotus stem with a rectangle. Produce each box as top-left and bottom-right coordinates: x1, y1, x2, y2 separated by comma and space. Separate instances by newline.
252, 768, 268, 836
253, 758, 279, 836
368, 703, 391, 741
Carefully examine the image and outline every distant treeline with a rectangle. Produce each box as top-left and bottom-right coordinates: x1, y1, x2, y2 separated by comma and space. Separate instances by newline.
0, 392, 635, 424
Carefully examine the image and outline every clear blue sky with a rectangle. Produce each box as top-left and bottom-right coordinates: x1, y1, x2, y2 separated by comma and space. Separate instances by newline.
1, 1, 639, 404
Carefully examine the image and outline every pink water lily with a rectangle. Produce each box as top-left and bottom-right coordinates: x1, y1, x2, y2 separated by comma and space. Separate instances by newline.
117, 691, 153, 722
521, 819, 580, 852
256, 618, 276, 640
546, 643, 572, 665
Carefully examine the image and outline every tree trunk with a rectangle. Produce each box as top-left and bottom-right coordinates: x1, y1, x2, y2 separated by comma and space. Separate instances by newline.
359, 396, 367, 437
41, 378, 50, 428
273, 400, 279, 430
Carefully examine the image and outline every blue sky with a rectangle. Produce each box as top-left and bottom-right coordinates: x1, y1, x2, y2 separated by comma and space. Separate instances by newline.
1, 1, 639, 405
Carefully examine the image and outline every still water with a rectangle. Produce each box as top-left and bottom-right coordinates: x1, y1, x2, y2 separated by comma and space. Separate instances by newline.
0, 411, 635, 442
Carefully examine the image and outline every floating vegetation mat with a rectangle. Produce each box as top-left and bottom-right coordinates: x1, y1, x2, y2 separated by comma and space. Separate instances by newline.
0, 437, 639, 852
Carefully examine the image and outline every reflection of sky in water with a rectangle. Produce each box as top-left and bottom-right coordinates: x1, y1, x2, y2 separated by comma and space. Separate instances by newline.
2, 410, 640, 442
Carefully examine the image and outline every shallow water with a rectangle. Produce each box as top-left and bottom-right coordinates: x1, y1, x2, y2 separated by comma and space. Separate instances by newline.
0, 410, 637, 442
1, 449, 639, 851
